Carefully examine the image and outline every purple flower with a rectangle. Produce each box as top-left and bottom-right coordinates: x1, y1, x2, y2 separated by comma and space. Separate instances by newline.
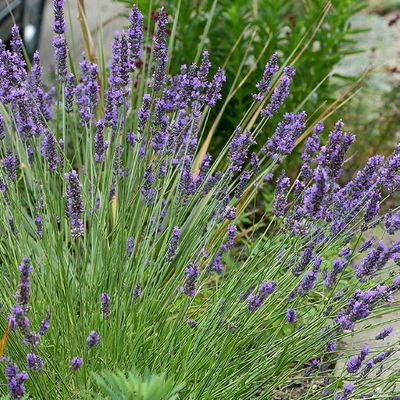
234, 171, 251, 199
318, 120, 355, 180
126, 237, 135, 257
10, 25, 23, 57
63, 73, 75, 113
187, 319, 197, 328
128, 5, 143, 64
101, 293, 110, 320
264, 172, 273, 182
52, 0, 66, 34
86, 331, 100, 349
347, 344, 369, 373
302, 167, 328, 218
210, 253, 224, 274
228, 128, 254, 173
26, 352, 43, 372
253, 52, 279, 101
53, 34, 68, 82
273, 171, 290, 216
70, 357, 83, 372
301, 122, 323, 163
140, 164, 156, 205
38, 308, 51, 337
333, 383, 354, 400
5, 362, 29, 399
167, 226, 180, 261
41, 131, 58, 171
109, 32, 130, 93
375, 326, 393, 340
377, 144, 400, 191
250, 152, 260, 173
4, 151, 18, 181
0, 112, 5, 139
261, 65, 296, 117
64, 170, 84, 237
75, 55, 99, 125
384, 209, 400, 235
152, 8, 168, 91
247, 281, 276, 311
204, 67, 226, 107
359, 238, 374, 253
180, 263, 198, 297
262, 112, 306, 160
326, 340, 337, 351
94, 120, 108, 163
35, 215, 43, 238
133, 285, 142, 300
127, 132, 136, 148
286, 308, 296, 323
16, 257, 32, 310
27, 146, 34, 164
363, 191, 381, 224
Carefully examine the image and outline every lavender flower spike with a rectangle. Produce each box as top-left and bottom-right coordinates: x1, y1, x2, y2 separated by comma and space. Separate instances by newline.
272, 171, 290, 217
204, 67, 226, 107
128, 5, 144, 65
346, 344, 369, 373
180, 264, 199, 297
38, 308, 51, 337
253, 52, 279, 101
53, 34, 68, 82
0, 113, 5, 139
26, 352, 44, 372
86, 331, 100, 349
4, 151, 18, 181
70, 357, 83, 372
64, 170, 84, 237
101, 293, 110, 320
152, 8, 168, 91
375, 326, 393, 340
94, 120, 108, 163
286, 309, 296, 323
261, 65, 296, 117
167, 226, 181, 261
53, 0, 66, 34
16, 256, 33, 311
5, 362, 29, 399
126, 236, 135, 257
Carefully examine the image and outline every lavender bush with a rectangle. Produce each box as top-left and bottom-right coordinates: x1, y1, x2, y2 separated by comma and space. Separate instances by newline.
0, 2, 400, 399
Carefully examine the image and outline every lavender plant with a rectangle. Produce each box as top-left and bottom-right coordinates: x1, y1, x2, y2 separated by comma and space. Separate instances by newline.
0, 2, 400, 399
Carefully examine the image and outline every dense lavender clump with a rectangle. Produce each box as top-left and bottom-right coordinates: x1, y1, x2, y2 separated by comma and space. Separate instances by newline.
1, 3, 400, 399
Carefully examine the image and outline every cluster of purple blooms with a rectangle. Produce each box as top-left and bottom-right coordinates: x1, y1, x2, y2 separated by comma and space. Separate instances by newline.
1, 1, 400, 398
